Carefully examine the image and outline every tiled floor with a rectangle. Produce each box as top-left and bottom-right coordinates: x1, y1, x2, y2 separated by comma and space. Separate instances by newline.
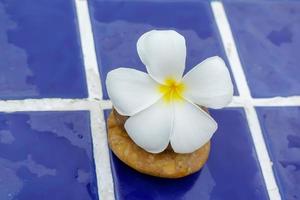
105, 109, 269, 200
0, 0, 299, 200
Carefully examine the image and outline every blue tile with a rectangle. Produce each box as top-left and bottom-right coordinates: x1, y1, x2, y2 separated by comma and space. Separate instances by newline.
0, 0, 88, 99
0, 111, 98, 200
256, 107, 300, 200
224, 2, 300, 97
104, 109, 268, 200
88, 0, 238, 99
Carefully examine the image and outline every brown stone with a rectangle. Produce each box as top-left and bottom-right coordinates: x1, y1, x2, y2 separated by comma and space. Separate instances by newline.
107, 109, 211, 178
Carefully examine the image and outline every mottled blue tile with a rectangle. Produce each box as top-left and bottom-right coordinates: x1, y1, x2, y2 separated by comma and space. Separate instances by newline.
256, 107, 300, 200
88, 0, 238, 99
104, 109, 268, 200
224, 2, 300, 97
0, 0, 87, 99
0, 111, 98, 200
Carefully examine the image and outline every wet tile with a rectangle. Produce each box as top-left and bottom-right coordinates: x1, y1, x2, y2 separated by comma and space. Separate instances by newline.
256, 107, 300, 200
104, 109, 268, 200
88, 0, 238, 99
224, 2, 300, 97
0, 0, 87, 99
0, 111, 98, 200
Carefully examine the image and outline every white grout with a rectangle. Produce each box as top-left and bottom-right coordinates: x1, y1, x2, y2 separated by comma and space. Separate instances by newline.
0, 98, 92, 112
75, 0, 102, 100
228, 96, 300, 107
252, 96, 300, 107
99, 99, 113, 110
244, 105, 281, 198
74, 0, 115, 200
90, 104, 115, 200
211, 2, 282, 200
211, 1, 251, 99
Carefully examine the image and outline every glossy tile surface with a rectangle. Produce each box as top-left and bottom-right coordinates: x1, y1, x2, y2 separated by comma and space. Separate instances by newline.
88, 0, 238, 99
0, 111, 98, 200
224, 2, 300, 97
0, 0, 87, 99
104, 109, 268, 200
256, 107, 300, 200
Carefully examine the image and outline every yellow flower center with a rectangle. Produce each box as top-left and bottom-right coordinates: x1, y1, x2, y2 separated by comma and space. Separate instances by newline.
158, 78, 186, 103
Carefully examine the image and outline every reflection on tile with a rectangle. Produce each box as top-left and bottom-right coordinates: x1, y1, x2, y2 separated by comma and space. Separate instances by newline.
0, 0, 87, 99
0, 112, 98, 200
224, 2, 300, 97
256, 107, 300, 200
104, 109, 268, 200
88, 0, 238, 99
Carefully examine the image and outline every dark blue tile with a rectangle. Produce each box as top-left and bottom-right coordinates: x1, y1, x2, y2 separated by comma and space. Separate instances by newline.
224, 2, 300, 97
0, 0, 87, 99
256, 107, 300, 200
104, 109, 268, 200
88, 0, 238, 99
0, 111, 98, 200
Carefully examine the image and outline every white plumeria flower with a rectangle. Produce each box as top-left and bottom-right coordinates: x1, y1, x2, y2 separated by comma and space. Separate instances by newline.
106, 30, 233, 154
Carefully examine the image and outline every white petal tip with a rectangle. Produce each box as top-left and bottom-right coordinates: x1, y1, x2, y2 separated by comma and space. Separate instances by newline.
137, 29, 186, 83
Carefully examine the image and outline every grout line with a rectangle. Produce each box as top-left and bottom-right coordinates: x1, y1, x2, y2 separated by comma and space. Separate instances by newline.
0, 98, 93, 112
211, 1, 251, 98
74, 0, 115, 200
251, 96, 300, 107
75, 0, 102, 100
211, 2, 281, 200
100, 99, 113, 110
90, 104, 115, 200
244, 106, 281, 199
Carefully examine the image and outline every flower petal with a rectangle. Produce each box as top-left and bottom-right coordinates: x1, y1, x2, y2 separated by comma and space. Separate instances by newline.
106, 68, 162, 116
182, 56, 233, 109
137, 30, 186, 83
170, 100, 217, 153
124, 99, 173, 153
